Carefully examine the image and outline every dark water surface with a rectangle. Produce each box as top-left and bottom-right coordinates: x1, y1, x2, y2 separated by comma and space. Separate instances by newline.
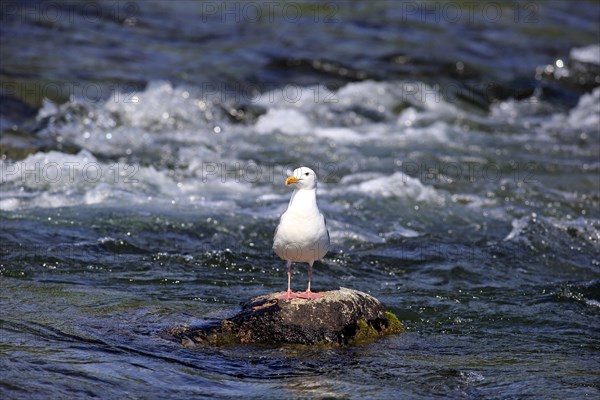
1, 1, 599, 399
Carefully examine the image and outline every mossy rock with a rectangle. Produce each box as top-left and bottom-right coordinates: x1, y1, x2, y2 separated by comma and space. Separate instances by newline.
169, 288, 404, 346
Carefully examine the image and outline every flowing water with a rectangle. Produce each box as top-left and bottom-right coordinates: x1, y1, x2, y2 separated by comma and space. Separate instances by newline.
1, 1, 599, 399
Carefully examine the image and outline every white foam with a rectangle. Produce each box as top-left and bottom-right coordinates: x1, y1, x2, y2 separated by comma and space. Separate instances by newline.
0, 149, 259, 210
335, 80, 397, 110
504, 215, 600, 245
489, 96, 551, 123
398, 120, 450, 142
570, 44, 600, 65
0, 197, 19, 211
1, 149, 98, 185
253, 84, 335, 108
250, 80, 457, 144
335, 80, 456, 114
104, 81, 213, 128
37, 98, 59, 120
397, 106, 419, 127
342, 171, 443, 203
313, 127, 364, 141
383, 225, 421, 239
566, 87, 600, 128
504, 217, 529, 241
541, 86, 600, 138
327, 218, 386, 244
329, 229, 385, 244
32, 81, 225, 159
254, 108, 312, 135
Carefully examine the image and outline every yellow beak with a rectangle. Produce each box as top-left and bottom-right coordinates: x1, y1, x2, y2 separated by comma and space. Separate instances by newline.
285, 176, 299, 185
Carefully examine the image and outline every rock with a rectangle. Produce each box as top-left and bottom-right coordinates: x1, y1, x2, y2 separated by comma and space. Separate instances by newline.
0, 127, 82, 161
169, 288, 404, 346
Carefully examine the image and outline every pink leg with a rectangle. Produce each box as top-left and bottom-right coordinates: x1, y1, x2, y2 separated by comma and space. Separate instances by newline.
277, 261, 298, 300
299, 262, 324, 299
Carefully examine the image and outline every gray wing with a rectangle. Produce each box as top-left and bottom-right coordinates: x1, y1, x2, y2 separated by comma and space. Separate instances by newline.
323, 214, 330, 243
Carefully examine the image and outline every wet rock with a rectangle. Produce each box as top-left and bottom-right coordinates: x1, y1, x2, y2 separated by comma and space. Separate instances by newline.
170, 287, 403, 346
0, 127, 81, 161
220, 102, 267, 124
263, 57, 372, 89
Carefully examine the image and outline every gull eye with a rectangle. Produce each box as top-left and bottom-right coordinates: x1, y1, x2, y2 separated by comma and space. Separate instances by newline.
305, 172, 309, 176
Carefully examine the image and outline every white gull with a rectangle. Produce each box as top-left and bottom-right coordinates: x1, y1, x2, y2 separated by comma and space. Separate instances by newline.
273, 167, 330, 300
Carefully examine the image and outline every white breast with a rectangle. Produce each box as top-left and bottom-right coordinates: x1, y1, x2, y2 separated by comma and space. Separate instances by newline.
272, 189, 329, 263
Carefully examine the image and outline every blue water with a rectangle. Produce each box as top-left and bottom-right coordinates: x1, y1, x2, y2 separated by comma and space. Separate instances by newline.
1, 1, 599, 399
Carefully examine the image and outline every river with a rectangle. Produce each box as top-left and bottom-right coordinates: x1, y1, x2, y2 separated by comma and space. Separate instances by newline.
1, 1, 599, 399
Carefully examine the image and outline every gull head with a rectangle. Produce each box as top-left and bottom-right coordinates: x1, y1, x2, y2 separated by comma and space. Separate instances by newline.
285, 167, 317, 190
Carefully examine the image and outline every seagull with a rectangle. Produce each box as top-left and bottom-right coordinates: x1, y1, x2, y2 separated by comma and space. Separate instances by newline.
273, 167, 330, 300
